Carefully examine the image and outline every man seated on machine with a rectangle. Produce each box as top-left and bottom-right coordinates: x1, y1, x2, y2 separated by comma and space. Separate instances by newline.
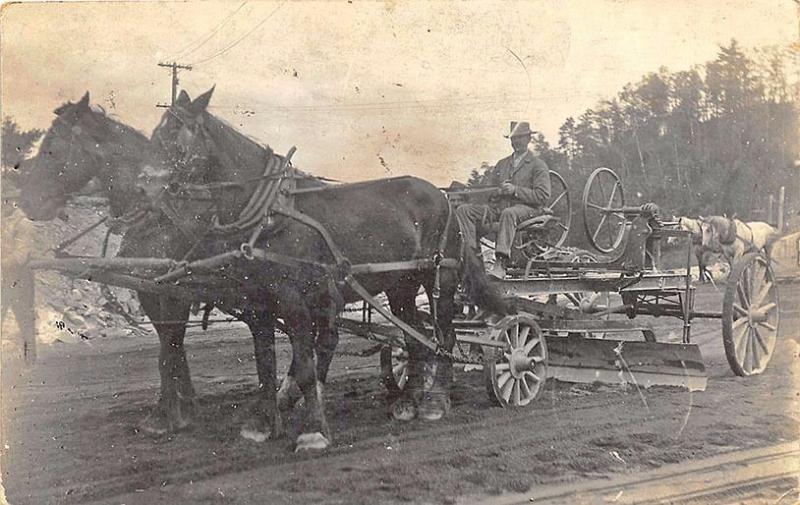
455, 121, 551, 279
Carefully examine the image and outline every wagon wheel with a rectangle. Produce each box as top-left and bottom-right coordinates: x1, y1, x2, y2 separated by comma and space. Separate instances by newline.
582, 167, 626, 253
380, 345, 409, 395
722, 253, 780, 376
484, 314, 547, 407
516, 171, 572, 260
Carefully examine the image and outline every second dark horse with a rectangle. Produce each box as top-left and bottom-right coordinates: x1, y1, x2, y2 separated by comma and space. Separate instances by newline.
146, 87, 505, 450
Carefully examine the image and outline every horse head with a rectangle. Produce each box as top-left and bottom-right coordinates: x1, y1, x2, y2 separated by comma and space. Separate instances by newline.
19, 92, 157, 222
700, 215, 736, 252
151, 87, 218, 186
151, 86, 330, 231
19, 92, 107, 220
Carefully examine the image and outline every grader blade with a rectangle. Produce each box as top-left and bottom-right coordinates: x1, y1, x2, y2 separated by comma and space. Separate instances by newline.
544, 336, 707, 392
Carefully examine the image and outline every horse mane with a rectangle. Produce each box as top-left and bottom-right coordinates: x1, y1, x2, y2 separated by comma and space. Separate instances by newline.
202, 111, 274, 176
94, 109, 150, 147
706, 215, 737, 245
200, 110, 327, 187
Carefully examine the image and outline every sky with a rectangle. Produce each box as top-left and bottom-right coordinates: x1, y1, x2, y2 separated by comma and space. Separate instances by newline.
1, 0, 797, 184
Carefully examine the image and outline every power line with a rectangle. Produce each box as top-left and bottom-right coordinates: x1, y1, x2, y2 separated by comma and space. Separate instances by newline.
172, 2, 248, 61
205, 89, 593, 115
210, 95, 528, 112
188, 1, 286, 66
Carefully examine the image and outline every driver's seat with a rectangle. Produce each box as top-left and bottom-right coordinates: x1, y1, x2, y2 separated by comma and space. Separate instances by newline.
483, 212, 560, 266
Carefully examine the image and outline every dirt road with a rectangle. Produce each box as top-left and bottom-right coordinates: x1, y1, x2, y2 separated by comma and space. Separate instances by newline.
2, 283, 798, 504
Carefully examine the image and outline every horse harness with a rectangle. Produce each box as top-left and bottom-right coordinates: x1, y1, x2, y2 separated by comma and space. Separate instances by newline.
153, 118, 463, 347
719, 217, 759, 252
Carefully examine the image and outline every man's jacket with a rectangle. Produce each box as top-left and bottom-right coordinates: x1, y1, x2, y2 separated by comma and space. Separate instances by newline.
484, 149, 551, 209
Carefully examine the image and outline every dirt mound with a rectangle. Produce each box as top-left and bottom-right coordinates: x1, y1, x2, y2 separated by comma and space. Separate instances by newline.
4, 198, 148, 347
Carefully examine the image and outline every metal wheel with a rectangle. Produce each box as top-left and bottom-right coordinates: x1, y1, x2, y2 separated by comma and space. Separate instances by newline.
722, 253, 780, 376
484, 314, 547, 407
516, 171, 572, 260
544, 171, 572, 248
380, 345, 409, 395
582, 167, 626, 253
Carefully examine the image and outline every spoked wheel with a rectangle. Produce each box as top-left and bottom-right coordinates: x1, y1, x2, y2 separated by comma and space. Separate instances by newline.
380, 345, 409, 395
516, 171, 572, 260
484, 315, 548, 407
722, 253, 780, 376
544, 171, 572, 248
582, 167, 626, 253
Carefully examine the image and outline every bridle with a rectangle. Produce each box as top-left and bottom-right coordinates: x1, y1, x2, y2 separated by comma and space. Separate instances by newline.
153, 107, 215, 177
42, 115, 105, 194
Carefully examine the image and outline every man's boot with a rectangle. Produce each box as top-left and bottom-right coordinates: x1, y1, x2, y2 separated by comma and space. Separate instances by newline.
488, 254, 507, 279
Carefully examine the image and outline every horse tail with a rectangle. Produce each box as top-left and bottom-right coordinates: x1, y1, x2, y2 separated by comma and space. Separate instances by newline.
459, 239, 511, 316
763, 225, 782, 256
437, 188, 509, 315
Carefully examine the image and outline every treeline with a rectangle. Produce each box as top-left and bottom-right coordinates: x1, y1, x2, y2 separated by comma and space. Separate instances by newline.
1, 117, 43, 187
468, 40, 799, 220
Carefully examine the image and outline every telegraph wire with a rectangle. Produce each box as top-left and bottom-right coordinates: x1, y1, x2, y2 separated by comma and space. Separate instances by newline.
205, 89, 592, 115
188, 1, 286, 66
172, 2, 249, 61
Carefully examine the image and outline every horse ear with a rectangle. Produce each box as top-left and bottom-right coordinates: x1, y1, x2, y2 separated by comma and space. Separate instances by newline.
188, 85, 215, 116
175, 89, 191, 108
77, 92, 90, 110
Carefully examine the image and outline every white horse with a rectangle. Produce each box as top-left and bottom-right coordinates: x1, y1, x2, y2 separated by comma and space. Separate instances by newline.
701, 216, 779, 267
673, 217, 713, 282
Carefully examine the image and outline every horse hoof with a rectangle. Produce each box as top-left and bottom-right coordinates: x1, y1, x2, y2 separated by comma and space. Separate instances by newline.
392, 399, 417, 422
240, 426, 270, 443
138, 415, 169, 436
295, 432, 330, 452
418, 408, 444, 422
418, 395, 449, 422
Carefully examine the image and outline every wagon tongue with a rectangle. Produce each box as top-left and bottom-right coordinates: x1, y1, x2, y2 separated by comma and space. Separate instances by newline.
544, 336, 708, 391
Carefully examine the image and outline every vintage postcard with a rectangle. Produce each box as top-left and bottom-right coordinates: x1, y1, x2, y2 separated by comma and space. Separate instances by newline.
1, 1, 798, 504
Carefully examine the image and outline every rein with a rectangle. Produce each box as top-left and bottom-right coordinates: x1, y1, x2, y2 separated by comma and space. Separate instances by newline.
731, 220, 760, 252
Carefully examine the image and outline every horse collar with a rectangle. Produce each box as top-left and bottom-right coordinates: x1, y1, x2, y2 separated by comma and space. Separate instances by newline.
721, 218, 737, 245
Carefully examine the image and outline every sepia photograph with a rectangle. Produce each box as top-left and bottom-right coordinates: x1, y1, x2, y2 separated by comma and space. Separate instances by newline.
1, 1, 798, 503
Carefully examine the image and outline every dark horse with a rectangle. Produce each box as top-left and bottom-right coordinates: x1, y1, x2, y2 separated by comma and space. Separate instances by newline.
150, 86, 505, 449
18, 93, 283, 439
19, 93, 153, 221
20, 90, 503, 450
19, 93, 207, 434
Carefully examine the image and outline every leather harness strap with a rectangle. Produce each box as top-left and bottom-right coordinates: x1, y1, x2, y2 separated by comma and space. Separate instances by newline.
720, 217, 738, 245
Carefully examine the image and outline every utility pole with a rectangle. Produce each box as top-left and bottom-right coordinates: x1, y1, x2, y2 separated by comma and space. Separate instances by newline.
156, 61, 192, 108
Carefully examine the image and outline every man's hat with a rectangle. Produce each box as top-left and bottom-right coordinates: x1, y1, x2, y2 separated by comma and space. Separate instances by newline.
504, 121, 534, 138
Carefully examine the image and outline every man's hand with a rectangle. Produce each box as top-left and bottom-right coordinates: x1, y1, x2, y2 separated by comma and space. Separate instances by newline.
500, 182, 516, 195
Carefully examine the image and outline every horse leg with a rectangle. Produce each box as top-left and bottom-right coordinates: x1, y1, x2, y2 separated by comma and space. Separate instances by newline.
418, 271, 458, 421
238, 309, 283, 442
386, 279, 426, 422
314, 305, 340, 385
695, 248, 706, 283
275, 309, 337, 420
137, 294, 195, 435
282, 299, 331, 451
